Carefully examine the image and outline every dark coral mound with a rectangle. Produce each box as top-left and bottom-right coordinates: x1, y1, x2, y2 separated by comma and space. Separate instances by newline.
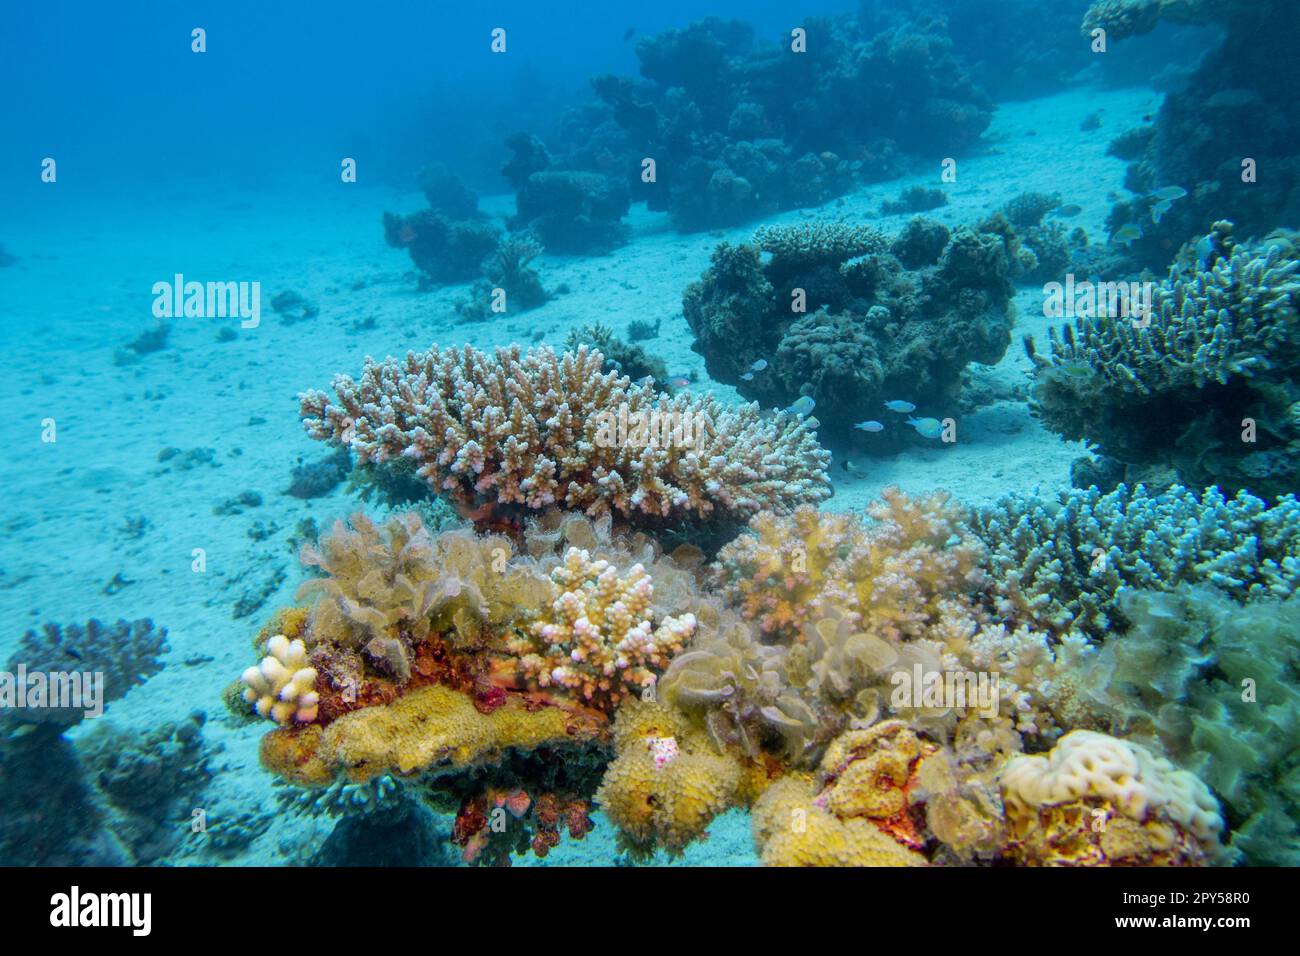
683, 218, 1016, 440
502, 11, 994, 234
1095, 1, 1300, 269
1026, 222, 1300, 499
382, 210, 500, 287
509, 171, 629, 254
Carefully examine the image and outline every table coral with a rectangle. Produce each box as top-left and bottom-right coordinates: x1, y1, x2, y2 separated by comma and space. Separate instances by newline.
300, 343, 831, 532
506, 546, 696, 710
1025, 223, 1300, 498
1000, 730, 1225, 866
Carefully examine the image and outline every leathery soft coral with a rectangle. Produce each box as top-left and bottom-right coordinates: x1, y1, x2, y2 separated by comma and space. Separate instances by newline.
299, 343, 831, 533
1000, 730, 1226, 866
506, 547, 696, 710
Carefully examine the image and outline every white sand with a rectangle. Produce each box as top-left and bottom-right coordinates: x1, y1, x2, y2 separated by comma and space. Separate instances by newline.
0, 84, 1161, 866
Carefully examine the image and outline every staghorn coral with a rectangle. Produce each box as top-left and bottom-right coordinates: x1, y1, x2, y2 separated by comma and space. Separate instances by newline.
506, 547, 696, 711
241, 634, 320, 725
299, 344, 830, 532
971, 482, 1300, 642
1026, 223, 1300, 497
1000, 730, 1225, 866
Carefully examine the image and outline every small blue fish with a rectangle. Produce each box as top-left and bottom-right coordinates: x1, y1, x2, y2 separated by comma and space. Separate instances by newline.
785, 395, 816, 417
1151, 199, 1173, 224
1150, 186, 1187, 202
1195, 234, 1214, 267
741, 372, 754, 381
854, 420, 885, 432
883, 400, 916, 413
749, 359, 768, 373
1050, 204, 1083, 218
907, 416, 945, 439
1113, 223, 1143, 246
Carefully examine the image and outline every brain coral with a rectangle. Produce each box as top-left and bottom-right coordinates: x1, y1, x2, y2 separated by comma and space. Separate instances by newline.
300, 343, 830, 531
1000, 730, 1225, 866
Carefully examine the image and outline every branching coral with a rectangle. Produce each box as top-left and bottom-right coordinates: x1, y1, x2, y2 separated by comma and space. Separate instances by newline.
241, 635, 319, 725
300, 344, 831, 531
1000, 730, 1225, 866
507, 547, 696, 710
1026, 224, 1300, 497
2, 619, 169, 730
971, 482, 1300, 642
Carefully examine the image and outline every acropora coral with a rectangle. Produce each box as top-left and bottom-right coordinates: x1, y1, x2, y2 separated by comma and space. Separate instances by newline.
299, 343, 831, 532
1026, 223, 1300, 498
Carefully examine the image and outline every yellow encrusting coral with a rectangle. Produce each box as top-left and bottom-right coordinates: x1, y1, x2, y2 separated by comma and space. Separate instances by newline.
263, 685, 605, 784
595, 699, 758, 857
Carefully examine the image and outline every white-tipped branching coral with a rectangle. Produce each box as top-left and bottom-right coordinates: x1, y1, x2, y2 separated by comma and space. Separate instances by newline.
242, 634, 320, 724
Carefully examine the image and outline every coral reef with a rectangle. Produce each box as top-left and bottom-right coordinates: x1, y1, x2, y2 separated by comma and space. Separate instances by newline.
299, 343, 831, 533
1000, 729, 1225, 866
683, 219, 1016, 439
1086, 0, 1300, 269
1025, 223, 1300, 498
